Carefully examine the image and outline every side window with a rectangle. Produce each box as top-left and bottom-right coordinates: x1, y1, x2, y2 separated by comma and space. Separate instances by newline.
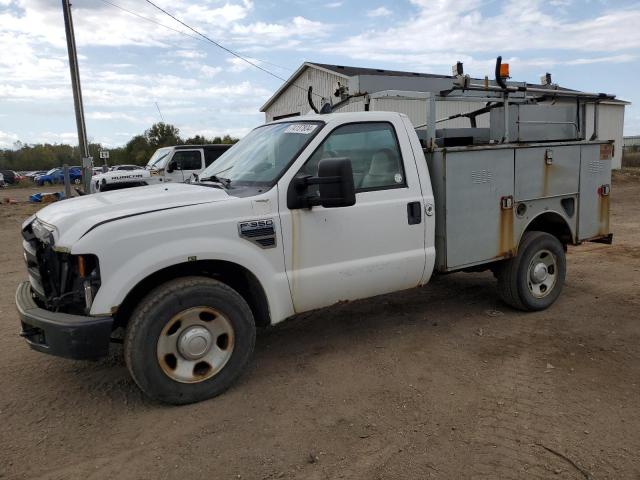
204, 149, 226, 167
298, 122, 405, 191
173, 151, 203, 170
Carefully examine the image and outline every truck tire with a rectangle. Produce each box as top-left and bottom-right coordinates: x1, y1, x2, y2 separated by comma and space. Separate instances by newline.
497, 231, 566, 311
124, 276, 256, 404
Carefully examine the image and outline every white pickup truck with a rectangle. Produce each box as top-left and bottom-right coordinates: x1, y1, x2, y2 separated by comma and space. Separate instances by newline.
91, 144, 231, 192
16, 111, 612, 404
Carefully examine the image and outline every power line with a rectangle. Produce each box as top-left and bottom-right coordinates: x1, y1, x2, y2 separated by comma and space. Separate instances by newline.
141, 0, 324, 98
95, 0, 291, 73
97, 0, 201, 41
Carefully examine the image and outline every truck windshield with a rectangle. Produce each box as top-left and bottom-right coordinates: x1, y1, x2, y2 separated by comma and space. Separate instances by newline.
198, 121, 323, 186
146, 147, 172, 169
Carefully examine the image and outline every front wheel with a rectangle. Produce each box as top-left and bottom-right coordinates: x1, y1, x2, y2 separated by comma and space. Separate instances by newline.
497, 231, 566, 311
124, 277, 256, 404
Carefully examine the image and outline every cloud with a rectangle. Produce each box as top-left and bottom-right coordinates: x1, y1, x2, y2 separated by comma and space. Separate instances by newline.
37, 131, 79, 145
226, 57, 252, 72
179, 61, 222, 78
324, 0, 640, 66
231, 16, 329, 43
0, 130, 19, 148
180, 125, 253, 139
85, 111, 154, 123
367, 7, 392, 17
179, 0, 254, 26
325, 2, 342, 7
175, 49, 207, 59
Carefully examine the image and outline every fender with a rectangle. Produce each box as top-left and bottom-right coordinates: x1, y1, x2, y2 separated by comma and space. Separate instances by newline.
518, 207, 575, 247
68, 192, 294, 324
87, 235, 294, 323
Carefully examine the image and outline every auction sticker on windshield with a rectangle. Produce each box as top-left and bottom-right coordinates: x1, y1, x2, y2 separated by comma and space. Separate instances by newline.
284, 124, 318, 134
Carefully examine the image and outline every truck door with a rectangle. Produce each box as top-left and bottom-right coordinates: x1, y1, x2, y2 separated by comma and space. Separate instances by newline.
279, 120, 427, 313
167, 150, 204, 182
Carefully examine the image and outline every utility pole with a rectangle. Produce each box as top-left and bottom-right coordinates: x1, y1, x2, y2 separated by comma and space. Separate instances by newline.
62, 0, 92, 193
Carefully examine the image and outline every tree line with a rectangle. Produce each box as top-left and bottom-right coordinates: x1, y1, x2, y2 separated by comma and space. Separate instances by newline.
0, 123, 238, 171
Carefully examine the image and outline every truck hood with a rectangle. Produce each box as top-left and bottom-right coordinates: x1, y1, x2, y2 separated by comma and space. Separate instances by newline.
35, 183, 231, 246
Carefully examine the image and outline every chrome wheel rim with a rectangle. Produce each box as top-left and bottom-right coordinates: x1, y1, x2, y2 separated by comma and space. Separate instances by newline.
527, 249, 558, 299
157, 307, 235, 383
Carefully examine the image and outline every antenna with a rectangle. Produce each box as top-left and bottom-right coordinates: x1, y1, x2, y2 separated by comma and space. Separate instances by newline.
155, 101, 165, 123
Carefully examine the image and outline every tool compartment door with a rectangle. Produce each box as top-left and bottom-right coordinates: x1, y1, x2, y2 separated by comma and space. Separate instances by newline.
445, 149, 514, 269
578, 144, 612, 240
514, 146, 580, 200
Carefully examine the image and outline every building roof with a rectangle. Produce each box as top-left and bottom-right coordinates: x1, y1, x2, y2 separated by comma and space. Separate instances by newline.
310, 63, 451, 79
259, 61, 452, 112
259, 61, 629, 112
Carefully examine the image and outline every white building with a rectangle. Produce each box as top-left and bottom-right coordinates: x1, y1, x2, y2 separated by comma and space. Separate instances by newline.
260, 62, 629, 168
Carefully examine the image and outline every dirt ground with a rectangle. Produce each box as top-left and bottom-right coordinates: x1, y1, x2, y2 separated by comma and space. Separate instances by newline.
1, 176, 639, 480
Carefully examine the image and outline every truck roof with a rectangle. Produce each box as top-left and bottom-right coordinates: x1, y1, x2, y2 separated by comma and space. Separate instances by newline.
174, 144, 232, 151
268, 111, 407, 125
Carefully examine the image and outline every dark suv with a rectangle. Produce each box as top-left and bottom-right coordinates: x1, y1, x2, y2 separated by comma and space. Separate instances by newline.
0, 169, 17, 185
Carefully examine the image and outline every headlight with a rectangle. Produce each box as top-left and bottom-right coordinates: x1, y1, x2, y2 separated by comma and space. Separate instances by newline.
31, 218, 55, 244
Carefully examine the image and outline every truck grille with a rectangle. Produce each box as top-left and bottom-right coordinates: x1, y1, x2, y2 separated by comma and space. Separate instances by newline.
21, 224, 61, 305
22, 222, 102, 314
22, 238, 46, 298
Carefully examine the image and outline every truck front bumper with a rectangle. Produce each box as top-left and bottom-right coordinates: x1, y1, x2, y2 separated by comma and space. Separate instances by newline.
15, 281, 113, 360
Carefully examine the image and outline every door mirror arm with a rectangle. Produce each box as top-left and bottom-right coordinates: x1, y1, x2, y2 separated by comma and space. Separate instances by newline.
290, 175, 343, 209
166, 160, 178, 173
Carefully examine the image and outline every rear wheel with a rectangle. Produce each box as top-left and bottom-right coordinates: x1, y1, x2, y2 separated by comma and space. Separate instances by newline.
497, 231, 566, 311
124, 276, 256, 404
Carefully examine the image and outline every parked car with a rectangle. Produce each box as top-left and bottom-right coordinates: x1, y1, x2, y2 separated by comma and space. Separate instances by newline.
34, 167, 82, 186
0, 169, 17, 185
24, 171, 47, 180
91, 144, 231, 192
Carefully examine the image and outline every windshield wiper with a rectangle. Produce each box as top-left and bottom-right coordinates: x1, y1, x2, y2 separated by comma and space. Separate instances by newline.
198, 166, 233, 187
198, 175, 231, 187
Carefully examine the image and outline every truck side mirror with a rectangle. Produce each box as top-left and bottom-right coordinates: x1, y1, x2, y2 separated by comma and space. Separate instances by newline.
287, 157, 356, 209
317, 157, 356, 208
166, 160, 177, 173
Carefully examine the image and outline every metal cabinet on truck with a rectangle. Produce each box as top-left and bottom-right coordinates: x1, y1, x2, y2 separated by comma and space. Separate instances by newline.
426, 140, 613, 272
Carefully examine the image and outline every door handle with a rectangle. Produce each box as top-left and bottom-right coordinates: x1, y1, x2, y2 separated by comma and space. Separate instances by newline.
407, 201, 422, 225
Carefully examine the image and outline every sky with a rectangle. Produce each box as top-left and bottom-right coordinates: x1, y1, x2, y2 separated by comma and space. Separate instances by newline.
1, 0, 639, 149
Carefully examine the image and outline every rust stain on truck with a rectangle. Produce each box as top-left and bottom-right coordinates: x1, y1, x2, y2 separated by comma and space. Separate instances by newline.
542, 148, 555, 198
598, 193, 610, 236
543, 161, 553, 198
498, 204, 515, 258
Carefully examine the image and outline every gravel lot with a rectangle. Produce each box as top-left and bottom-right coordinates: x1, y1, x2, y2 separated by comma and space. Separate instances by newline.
1, 174, 639, 480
